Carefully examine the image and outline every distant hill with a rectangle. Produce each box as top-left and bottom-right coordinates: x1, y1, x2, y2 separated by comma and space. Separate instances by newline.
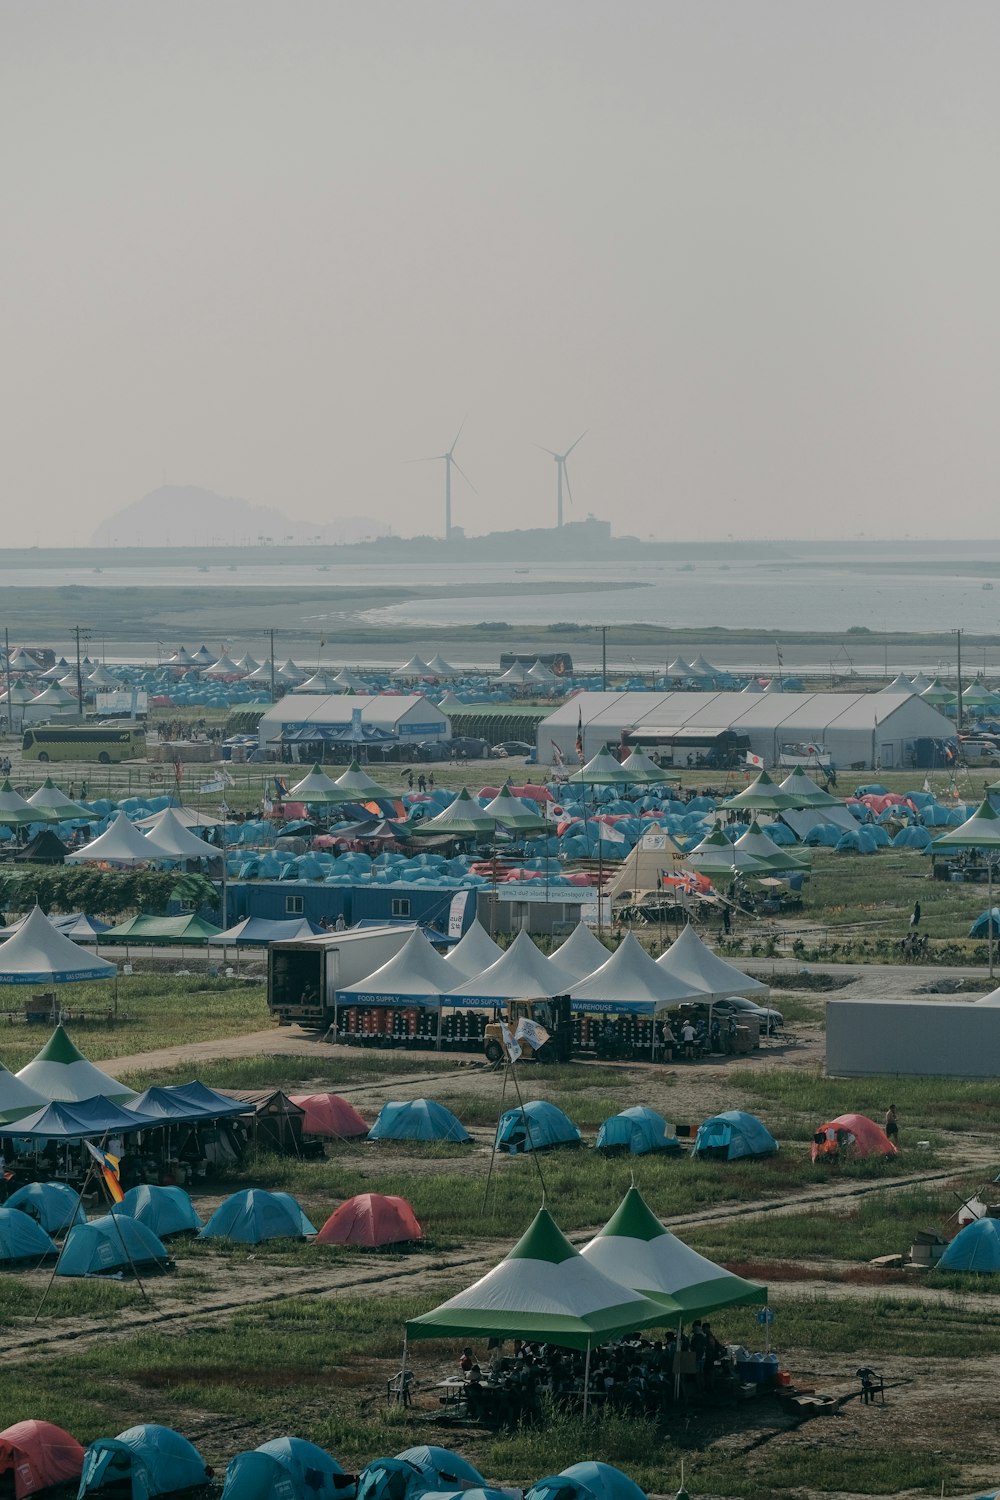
91, 486, 389, 547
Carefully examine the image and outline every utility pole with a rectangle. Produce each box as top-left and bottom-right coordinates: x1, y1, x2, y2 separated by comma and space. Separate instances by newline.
601, 626, 608, 692
269, 628, 276, 703
73, 624, 90, 716
4, 628, 12, 737
956, 628, 963, 734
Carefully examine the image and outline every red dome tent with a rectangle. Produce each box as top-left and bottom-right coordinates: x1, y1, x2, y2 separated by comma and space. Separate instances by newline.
289, 1093, 368, 1139
0, 1420, 86, 1497
317, 1193, 423, 1248
811, 1112, 898, 1163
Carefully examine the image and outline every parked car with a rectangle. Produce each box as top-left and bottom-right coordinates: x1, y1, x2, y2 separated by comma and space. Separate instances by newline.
491, 740, 535, 758
710, 996, 785, 1032
959, 739, 1000, 766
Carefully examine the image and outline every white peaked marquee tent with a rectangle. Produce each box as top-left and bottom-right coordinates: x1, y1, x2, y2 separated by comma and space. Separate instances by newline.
447, 929, 576, 1007
141, 808, 219, 862
581, 1187, 767, 1320
66, 811, 161, 866
337, 930, 456, 1007
0, 907, 116, 985
553, 922, 611, 981
17, 1024, 134, 1103
656, 924, 768, 1001
442, 920, 504, 980
569, 932, 702, 1017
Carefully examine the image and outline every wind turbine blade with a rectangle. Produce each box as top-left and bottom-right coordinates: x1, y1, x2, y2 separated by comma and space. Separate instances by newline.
452, 459, 478, 495
448, 417, 466, 457
534, 443, 560, 458
565, 430, 587, 456
563, 462, 575, 509
406, 454, 447, 463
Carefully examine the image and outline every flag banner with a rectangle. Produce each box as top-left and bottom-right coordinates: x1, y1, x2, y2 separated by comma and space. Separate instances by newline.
500, 1022, 522, 1063
448, 890, 471, 939
85, 1140, 123, 1204
274, 776, 288, 798
513, 1017, 550, 1052
746, 752, 764, 769
550, 740, 564, 768
575, 707, 584, 764
198, 777, 226, 794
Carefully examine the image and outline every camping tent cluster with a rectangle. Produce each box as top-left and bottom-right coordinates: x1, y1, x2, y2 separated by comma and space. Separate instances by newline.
0, 1413, 654, 1500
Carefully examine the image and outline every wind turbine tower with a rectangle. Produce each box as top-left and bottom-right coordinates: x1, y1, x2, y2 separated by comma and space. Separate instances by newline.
537, 432, 586, 528
417, 424, 476, 540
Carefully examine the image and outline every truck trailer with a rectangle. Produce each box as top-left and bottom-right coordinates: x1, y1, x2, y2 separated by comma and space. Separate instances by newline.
268, 925, 414, 1028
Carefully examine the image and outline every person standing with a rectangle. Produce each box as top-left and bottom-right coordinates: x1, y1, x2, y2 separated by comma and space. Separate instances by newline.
884, 1103, 898, 1143
910, 901, 921, 929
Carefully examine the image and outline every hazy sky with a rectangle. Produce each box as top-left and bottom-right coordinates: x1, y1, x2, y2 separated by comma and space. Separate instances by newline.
4, 2, 1000, 545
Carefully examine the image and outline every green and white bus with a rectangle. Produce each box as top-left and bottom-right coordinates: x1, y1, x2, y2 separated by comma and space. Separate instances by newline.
21, 724, 147, 764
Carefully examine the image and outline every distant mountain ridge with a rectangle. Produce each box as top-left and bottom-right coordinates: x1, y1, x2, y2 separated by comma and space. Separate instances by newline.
91, 485, 390, 546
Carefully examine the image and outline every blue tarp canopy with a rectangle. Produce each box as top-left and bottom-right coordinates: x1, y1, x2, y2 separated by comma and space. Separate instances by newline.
199, 1189, 316, 1244
209, 916, 324, 946
0, 1205, 56, 1262
495, 1100, 581, 1155
595, 1106, 680, 1156
78, 1425, 209, 1499
9, 1097, 158, 1141
58, 1214, 169, 1277
119, 1185, 203, 1239
691, 1110, 778, 1161
5, 1181, 87, 1235
367, 1099, 470, 1144
126, 1084, 247, 1126
158, 1081, 250, 1119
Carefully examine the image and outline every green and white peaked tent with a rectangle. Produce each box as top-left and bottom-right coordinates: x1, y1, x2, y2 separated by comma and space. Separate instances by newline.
732, 819, 810, 872
563, 747, 633, 787
721, 771, 799, 813
16, 1024, 135, 1103
26, 777, 92, 820
482, 784, 548, 833
410, 788, 496, 838
934, 799, 1000, 975
286, 764, 355, 805
335, 760, 392, 799
581, 1187, 767, 1319
0, 779, 57, 827
0, 1061, 48, 1125
777, 766, 843, 809
406, 1206, 664, 1350
618, 747, 679, 785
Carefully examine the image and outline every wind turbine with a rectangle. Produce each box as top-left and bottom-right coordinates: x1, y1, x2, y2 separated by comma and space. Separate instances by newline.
415, 423, 477, 540
536, 432, 586, 528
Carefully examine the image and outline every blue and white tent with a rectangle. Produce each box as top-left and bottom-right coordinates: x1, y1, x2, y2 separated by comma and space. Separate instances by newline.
367, 1099, 470, 1144
78, 1424, 209, 1499
691, 1110, 777, 1162
57, 1214, 169, 1277
595, 1106, 680, 1156
6, 1181, 86, 1236
199, 1189, 316, 1244
222, 1437, 350, 1500
119, 1186, 203, 1239
495, 1100, 581, 1155
0, 1205, 56, 1263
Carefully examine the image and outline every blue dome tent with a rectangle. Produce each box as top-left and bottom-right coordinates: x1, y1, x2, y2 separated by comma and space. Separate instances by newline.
495, 1100, 581, 1155
199, 1189, 316, 1244
367, 1100, 470, 1144
57, 1215, 169, 1277
527, 1464, 647, 1500
0, 1205, 56, 1263
6, 1181, 86, 1236
222, 1438, 349, 1500
595, 1106, 680, 1156
356, 1458, 428, 1500
394, 1449, 483, 1489
78, 1424, 210, 1499
691, 1110, 778, 1162
119, 1185, 203, 1238
939, 1217, 1000, 1272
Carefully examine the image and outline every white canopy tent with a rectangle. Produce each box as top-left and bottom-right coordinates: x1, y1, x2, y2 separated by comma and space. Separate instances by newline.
553, 922, 611, 981
569, 931, 702, 1017
656, 924, 768, 1001
0, 908, 116, 985
66, 810, 161, 866
447, 929, 576, 1008
142, 808, 219, 862
442, 920, 504, 980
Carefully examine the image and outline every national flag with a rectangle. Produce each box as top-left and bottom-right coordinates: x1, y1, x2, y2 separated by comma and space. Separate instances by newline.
513, 1017, 550, 1052
85, 1140, 123, 1204
274, 776, 288, 799
550, 740, 564, 768
500, 1022, 522, 1063
575, 707, 584, 765
746, 752, 764, 769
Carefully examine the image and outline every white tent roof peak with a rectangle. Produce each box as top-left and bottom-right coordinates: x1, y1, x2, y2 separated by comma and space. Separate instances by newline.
657, 923, 768, 1000
553, 923, 611, 981
337, 928, 455, 1000
569, 931, 703, 1011
142, 807, 218, 860
448, 929, 575, 1000
443, 920, 504, 980
0, 908, 116, 986
66, 810, 160, 866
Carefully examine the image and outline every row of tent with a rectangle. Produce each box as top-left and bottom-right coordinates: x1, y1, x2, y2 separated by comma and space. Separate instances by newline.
0, 1418, 648, 1500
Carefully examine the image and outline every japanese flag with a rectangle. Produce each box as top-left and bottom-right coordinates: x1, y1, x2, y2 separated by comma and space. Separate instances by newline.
746, 752, 764, 770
